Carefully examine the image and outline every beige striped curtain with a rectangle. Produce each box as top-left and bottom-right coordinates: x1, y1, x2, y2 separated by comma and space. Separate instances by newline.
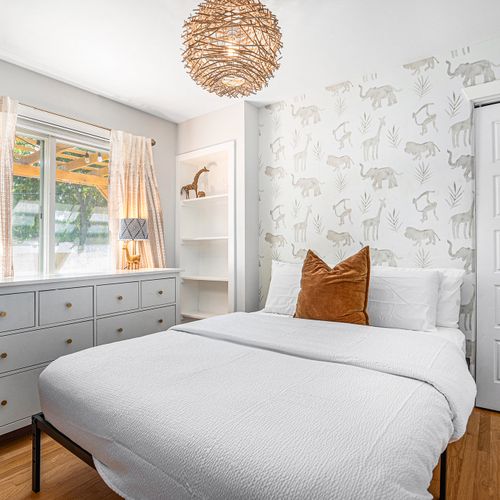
0, 97, 18, 278
108, 130, 166, 270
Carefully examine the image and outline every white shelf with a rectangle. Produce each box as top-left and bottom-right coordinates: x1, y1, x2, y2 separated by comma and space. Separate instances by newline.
181, 193, 228, 206
181, 236, 228, 242
177, 142, 235, 319
181, 310, 218, 320
182, 275, 228, 282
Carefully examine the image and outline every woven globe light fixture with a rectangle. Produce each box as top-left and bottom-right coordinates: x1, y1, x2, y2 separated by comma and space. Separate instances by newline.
182, 0, 282, 98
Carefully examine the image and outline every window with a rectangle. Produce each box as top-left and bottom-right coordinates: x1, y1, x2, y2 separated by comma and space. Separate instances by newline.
54, 141, 110, 273
12, 135, 43, 275
12, 129, 110, 276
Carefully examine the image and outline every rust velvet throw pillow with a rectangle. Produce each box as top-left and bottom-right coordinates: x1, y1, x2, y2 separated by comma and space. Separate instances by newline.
295, 247, 371, 325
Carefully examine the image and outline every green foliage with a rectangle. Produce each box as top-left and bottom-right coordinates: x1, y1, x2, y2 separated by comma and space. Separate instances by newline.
55, 182, 108, 250
13, 176, 40, 242
13, 176, 108, 251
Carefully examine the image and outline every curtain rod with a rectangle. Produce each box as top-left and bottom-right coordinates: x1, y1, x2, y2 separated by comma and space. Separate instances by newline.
19, 102, 156, 146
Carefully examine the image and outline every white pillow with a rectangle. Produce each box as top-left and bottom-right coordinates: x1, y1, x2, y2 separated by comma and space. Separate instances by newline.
435, 268, 465, 328
264, 260, 302, 315
368, 267, 440, 331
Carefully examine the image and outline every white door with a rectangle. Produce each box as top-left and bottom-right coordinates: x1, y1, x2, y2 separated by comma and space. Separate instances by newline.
476, 102, 500, 411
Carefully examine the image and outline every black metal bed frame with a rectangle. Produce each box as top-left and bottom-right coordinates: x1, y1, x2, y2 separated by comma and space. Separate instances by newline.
31, 412, 448, 498
32, 413, 95, 493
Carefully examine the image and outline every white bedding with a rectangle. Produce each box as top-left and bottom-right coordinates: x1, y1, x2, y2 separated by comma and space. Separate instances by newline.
258, 311, 467, 354
39, 313, 475, 500
434, 327, 466, 354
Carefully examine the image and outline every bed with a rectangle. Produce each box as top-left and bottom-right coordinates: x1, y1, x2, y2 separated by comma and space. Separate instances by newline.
36, 311, 475, 500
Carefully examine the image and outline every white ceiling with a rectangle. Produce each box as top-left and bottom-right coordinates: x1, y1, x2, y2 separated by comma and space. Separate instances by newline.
1, 0, 500, 123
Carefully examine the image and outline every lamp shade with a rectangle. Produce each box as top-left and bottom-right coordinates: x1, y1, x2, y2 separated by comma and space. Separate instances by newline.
119, 218, 148, 241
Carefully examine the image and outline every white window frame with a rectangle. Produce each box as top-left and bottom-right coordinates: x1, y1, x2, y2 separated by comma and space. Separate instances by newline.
15, 115, 110, 275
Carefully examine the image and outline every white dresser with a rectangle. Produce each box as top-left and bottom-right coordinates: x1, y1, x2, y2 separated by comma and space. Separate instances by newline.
0, 268, 181, 436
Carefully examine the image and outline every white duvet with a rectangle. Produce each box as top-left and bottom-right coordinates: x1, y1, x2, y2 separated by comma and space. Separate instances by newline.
39, 313, 476, 500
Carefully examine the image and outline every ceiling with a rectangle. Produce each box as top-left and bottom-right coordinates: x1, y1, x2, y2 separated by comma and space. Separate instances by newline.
1, 0, 500, 123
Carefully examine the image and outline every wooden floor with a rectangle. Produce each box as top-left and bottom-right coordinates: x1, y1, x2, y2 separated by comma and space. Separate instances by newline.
0, 407, 498, 500
0, 432, 120, 500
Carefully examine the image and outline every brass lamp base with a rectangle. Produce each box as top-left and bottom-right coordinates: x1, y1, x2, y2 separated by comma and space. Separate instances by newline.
123, 241, 141, 270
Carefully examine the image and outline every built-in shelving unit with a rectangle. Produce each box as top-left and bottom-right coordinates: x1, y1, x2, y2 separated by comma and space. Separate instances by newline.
181, 193, 228, 206
181, 236, 228, 242
176, 142, 235, 322
180, 311, 214, 320
182, 275, 228, 282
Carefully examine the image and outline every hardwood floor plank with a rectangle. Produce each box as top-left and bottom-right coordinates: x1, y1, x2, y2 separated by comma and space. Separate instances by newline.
0, 434, 121, 500
0, 408, 498, 499
456, 410, 480, 500
479, 411, 491, 453
491, 421, 500, 500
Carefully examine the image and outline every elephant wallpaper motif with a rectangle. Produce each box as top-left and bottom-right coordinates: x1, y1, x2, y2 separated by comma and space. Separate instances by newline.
258, 37, 500, 370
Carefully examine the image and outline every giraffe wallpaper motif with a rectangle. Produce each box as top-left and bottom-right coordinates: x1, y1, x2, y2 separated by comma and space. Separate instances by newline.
258, 37, 500, 370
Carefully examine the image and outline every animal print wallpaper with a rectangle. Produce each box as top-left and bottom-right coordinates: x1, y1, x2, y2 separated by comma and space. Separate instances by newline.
258, 36, 500, 369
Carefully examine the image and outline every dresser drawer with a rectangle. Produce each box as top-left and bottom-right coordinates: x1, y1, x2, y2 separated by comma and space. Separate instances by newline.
96, 282, 139, 316
0, 366, 44, 428
141, 278, 175, 308
97, 306, 175, 345
39, 287, 93, 326
0, 321, 93, 375
0, 292, 35, 333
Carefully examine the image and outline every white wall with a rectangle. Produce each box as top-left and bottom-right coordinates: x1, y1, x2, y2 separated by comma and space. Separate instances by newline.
177, 103, 260, 311
0, 59, 177, 265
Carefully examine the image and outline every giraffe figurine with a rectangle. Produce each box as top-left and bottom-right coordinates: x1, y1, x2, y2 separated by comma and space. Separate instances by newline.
123, 242, 141, 269
180, 166, 209, 199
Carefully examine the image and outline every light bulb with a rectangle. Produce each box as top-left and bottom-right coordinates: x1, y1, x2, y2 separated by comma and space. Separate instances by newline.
222, 76, 245, 87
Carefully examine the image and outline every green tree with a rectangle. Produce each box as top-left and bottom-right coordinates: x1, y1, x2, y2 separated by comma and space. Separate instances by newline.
55, 183, 108, 251
13, 176, 108, 251
12, 176, 40, 242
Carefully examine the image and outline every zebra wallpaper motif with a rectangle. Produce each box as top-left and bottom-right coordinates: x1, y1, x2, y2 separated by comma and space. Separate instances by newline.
258, 37, 500, 369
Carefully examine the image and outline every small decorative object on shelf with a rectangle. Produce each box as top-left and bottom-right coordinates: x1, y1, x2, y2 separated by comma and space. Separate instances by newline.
197, 191, 206, 198
180, 166, 209, 199
119, 218, 149, 269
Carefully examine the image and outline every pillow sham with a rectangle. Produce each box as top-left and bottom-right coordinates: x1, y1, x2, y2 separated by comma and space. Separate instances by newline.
435, 268, 465, 328
368, 267, 440, 331
263, 260, 303, 315
295, 247, 370, 325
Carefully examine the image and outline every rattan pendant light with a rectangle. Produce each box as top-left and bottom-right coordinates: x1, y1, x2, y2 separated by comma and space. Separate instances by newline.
182, 0, 282, 98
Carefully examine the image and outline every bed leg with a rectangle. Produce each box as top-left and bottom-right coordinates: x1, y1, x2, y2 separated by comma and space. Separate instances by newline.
439, 449, 447, 500
32, 414, 42, 493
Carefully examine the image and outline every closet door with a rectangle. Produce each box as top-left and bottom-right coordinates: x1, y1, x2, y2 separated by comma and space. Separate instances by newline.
476, 102, 500, 411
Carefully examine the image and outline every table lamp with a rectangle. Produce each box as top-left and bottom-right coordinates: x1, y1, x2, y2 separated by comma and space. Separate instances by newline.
119, 218, 148, 269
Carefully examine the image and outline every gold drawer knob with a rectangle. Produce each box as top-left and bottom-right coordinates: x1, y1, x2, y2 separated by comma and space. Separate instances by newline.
1, 400, 7, 407
158, 319, 164, 324
117, 327, 124, 333
117, 295, 123, 301
0, 311, 7, 317
0, 352, 7, 359
66, 338, 73, 344
65, 303, 72, 309
158, 290, 164, 295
